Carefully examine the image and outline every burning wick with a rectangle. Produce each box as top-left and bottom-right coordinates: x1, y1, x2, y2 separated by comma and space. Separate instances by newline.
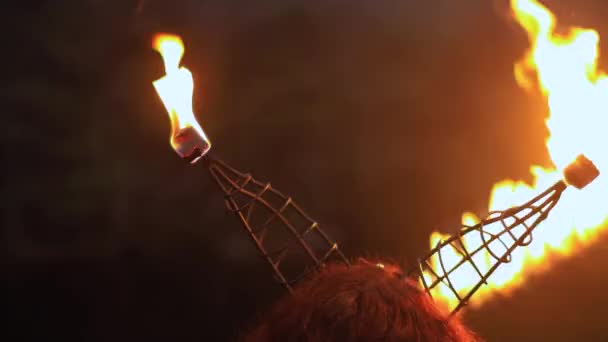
563, 154, 599, 189
152, 33, 211, 163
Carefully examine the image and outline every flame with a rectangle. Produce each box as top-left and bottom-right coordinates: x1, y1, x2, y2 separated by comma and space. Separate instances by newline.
152, 33, 210, 154
424, 0, 608, 311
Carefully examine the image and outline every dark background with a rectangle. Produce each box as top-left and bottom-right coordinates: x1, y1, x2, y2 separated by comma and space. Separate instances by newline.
3, 0, 608, 340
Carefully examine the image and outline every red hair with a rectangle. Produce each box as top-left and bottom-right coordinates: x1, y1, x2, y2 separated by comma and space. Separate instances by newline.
243, 259, 480, 342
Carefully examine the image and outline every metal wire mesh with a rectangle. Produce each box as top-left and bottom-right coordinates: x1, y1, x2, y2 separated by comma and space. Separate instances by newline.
411, 180, 568, 315
204, 155, 350, 292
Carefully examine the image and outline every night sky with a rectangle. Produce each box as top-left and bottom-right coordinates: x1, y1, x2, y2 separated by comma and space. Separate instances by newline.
4, 0, 608, 341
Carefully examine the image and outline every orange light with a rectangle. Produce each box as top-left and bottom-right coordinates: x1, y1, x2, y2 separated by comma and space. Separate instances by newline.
424, 0, 607, 311
152, 33, 210, 162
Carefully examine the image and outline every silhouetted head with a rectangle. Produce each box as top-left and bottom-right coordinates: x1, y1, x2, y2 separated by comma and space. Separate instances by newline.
243, 259, 480, 342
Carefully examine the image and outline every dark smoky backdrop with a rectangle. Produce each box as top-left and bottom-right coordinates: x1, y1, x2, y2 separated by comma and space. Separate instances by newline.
3, 0, 608, 341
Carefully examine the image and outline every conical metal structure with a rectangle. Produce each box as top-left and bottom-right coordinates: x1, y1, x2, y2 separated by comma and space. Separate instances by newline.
411, 180, 566, 314
204, 155, 350, 292
410, 154, 599, 315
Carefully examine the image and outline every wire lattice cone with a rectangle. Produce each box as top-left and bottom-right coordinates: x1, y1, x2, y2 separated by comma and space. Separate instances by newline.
205, 155, 350, 292
411, 181, 567, 314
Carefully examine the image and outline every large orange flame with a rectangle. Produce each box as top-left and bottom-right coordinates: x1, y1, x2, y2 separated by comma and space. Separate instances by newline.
424, 0, 608, 311
152, 33, 210, 160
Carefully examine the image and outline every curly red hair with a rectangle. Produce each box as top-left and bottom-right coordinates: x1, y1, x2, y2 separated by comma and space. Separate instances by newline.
242, 259, 480, 342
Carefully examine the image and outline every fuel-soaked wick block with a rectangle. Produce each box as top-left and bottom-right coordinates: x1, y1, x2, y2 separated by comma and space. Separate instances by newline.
563, 154, 600, 189
172, 126, 211, 164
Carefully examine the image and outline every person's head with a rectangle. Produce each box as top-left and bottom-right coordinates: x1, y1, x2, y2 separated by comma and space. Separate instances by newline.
243, 259, 479, 342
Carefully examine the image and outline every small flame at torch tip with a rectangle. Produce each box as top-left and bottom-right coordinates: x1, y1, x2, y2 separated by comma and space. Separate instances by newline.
152, 33, 211, 161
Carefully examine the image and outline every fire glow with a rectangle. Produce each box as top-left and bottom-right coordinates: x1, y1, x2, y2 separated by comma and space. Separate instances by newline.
152, 33, 211, 163
424, 0, 608, 311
